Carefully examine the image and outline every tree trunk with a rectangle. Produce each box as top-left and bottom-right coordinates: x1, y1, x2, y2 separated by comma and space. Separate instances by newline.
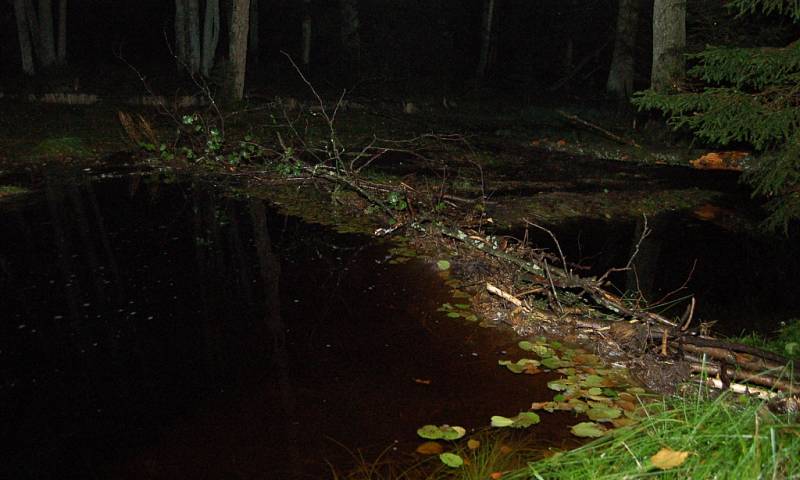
201, 0, 220, 77
187, 0, 202, 74
248, 0, 259, 63
301, 0, 311, 68
37, 0, 56, 67
651, 0, 685, 92
606, 0, 639, 100
339, 0, 360, 70
13, 0, 36, 74
56, 0, 66, 64
476, 0, 496, 82
225, 0, 250, 103
175, 0, 187, 67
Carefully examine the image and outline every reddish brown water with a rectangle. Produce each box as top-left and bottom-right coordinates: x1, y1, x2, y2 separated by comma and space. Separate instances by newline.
0, 172, 577, 479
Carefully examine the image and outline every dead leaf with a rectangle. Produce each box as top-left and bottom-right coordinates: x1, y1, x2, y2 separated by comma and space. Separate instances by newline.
615, 400, 636, 412
499, 445, 513, 455
650, 447, 690, 470
467, 438, 481, 450
490, 472, 504, 479
413, 378, 431, 385
690, 151, 746, 171
611, 417, 635, 428
415, 441, 444, 455
556, 139, 567, 146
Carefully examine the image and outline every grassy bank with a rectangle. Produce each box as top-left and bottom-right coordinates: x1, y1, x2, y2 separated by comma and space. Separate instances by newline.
504, 388, 799, 479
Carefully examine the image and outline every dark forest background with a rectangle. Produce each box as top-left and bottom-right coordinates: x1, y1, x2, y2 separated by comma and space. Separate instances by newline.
0, 0, 794, 97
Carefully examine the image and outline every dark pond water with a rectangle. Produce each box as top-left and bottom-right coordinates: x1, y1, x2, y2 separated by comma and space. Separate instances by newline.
0, 172, 577, 479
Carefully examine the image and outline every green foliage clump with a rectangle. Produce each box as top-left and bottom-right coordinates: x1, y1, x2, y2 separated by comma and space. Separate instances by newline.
633, 1, 800, 231
513, 389, 800, 479
735, 318, 800, 359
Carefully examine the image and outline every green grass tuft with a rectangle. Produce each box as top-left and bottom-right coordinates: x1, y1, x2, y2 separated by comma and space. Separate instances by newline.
509, 389, 800, 479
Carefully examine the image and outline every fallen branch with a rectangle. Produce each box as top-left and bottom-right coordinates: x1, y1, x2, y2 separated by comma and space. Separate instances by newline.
557, 110, 639, 147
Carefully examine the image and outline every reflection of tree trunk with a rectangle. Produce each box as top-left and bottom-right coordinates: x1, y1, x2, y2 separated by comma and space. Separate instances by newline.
86, 181, 124, 305
250, 198, 300, 469
45, 177, 86, 337
192, 187, 224, 381
226, 201, 254, 308
66, 183, 107, 310
626, 217, 664, 303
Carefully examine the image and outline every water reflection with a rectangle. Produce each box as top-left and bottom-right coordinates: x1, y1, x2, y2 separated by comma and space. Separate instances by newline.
1, 173, 574, 479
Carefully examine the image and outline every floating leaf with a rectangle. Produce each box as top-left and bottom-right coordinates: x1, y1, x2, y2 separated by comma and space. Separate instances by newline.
439, 452, 464, 468
530, 401, 556, 412
587, 387, 603, 396
530, 344, 556, 358
518, 340, 536, 351
417, 425, 466, 440
464, 314, 479, 322
446, 312, 462, 318
436, 260, 451, 270
547, 380, 569, 391
467, 439, 481, 450
499, 358, 540, 374
586, 406, 622, 422
541, 356, 568, 370
650, 448, 690, 470
491, 412, 540, 429
580, 374, 605, 388
570, 422, 607, 438
454, 303, 470, 309
416, 441, 444, 455
491, 416, 515, 427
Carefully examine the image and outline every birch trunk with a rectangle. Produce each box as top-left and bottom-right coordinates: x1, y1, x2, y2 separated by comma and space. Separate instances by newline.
606, 0, 639, 100
201, 0, 220, 77
476, 0, 495, 81
13, 0, 36, 74
37, 0, 56, 67
248, 0, 259, 63
56, 0, 66, 64
187, 0, 202, 74
175, 0, 187, 67
225, 0, 250, 102
651, 0, 685, 92
301, 0, 311, 68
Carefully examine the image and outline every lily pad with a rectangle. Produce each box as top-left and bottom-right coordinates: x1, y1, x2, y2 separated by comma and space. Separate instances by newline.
439, 452, 464, 468
491, 412, 540, 429
586, 405, 622, 422
541, 356, 570, 369
499, 358, 540, 374
417, 424, 466, 440
571, 422, 607, 438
